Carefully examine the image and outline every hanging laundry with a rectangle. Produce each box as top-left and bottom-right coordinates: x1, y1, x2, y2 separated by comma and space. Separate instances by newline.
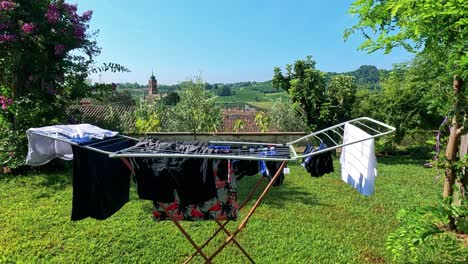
340, 123, 377, 196
26, 124, 118, 166
301, 142, 334, 177
152, 159, 238, 221
71, 139, 135, 221
260, 160, 285, 186
131, 139, 217, 205
232, 160, 259, 180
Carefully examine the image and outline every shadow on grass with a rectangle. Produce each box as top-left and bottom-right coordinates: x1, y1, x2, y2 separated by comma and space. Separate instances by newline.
37, 170, 72, 190
237, 175, 332, 209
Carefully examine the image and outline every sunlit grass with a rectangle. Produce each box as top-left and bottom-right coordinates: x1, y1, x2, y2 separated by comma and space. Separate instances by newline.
0, 156, 451, 263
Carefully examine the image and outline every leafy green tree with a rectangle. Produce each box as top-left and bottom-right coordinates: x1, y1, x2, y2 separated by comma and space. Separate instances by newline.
345, 0, 468, 239
161, 92, 180, 106
323, 75, 358, 125
0, 0, 127, 170
273, 56, 328, 130
215, 85, 232, 96
169, 77, 222, 136
134, 98, 168, 133
270, 98, 307, 132
345, 0, 467, 80
101, 90, 135, 106
254, 112, 270, 133
233, 119, 246, 132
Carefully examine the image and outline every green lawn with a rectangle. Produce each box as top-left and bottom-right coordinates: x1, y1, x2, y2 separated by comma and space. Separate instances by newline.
0, 156, 458, 263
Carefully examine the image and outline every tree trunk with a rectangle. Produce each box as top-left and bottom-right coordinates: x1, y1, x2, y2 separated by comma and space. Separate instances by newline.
443, 76, 464, 230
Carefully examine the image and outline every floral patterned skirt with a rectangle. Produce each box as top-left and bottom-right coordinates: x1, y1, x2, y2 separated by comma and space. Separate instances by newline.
152, 160, 238, 221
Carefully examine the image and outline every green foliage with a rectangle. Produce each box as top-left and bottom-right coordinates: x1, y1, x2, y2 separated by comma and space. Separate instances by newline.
214, 85, 232, 96
254, 111, 270, 132
323, 75, 357, 125
273, 56, 326, 130
169, 77, 222, 133
96, 90, 135, 106
133, 98, 168, 133
273, 56, 358, 131
91, 63, 130, 74
346, 1, 468, 257
233, 119, 246, 132
327, 65, 388, 90
270, 98, 308, 132
352, 54, 455, 144
345, 0, 467, 79
386, 203, 468, 263
160, 92, 180, 106
0, 0, 128, 170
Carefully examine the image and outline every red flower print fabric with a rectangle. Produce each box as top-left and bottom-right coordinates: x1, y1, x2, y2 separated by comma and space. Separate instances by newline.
152, 160, 238, 221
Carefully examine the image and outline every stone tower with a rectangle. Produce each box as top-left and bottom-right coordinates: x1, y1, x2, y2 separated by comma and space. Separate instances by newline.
148, 72, 158, 95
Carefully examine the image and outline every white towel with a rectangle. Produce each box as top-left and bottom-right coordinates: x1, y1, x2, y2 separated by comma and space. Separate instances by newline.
26, 124, 118, 166
340, 123, 377, 196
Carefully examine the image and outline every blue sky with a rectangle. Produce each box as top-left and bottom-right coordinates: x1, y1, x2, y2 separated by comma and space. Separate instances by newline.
75, 0, 412, 84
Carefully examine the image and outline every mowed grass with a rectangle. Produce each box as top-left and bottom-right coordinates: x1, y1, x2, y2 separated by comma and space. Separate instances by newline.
0, 156, 449, 263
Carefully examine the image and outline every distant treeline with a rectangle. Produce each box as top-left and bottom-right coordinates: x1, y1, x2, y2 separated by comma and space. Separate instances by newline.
116, 65, 388, 94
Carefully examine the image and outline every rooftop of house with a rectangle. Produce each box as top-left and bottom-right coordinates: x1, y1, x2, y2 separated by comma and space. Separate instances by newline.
68, 105, 278, 133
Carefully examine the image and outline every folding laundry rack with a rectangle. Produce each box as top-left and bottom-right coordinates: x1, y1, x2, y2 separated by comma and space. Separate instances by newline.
32, 117, 395, 263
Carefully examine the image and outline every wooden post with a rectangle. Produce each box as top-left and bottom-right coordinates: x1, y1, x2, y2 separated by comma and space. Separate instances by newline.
443, 76, 464, 230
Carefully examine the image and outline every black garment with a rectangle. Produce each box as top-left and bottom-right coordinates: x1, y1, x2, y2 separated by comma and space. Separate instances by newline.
71, 139, 135, 221
132, 139, 217, 205
232, 160, 259, 180
305, 151, 334, 177
132, 156, 176, 203
215, 159, 229, 181
266, 161, 285, 186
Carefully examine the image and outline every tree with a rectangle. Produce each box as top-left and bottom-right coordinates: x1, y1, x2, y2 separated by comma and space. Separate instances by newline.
161, 92, 180, 106
134, 98, 168, 133
169, 77, 222, 137
0, 0, 128, 170
345, 0, 467, 232
323, 75, 358, 125
103, 90, 135, 106
254, 112, 270, 133
273, 56, 328, 130
270, 98, 307, 132
233, 119, 246, 132
215, 85, 231, 96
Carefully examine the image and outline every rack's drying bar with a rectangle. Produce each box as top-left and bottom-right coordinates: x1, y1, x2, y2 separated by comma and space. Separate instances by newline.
32, 117, 395, 161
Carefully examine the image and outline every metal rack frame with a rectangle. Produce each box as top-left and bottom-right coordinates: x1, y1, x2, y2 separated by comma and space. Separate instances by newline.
30, 117, 395, 264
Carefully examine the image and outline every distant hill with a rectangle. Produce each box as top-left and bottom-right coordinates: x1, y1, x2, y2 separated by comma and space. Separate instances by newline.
216, 65, 389, 93
116, 65, 389, 109
327, 65, 390, 90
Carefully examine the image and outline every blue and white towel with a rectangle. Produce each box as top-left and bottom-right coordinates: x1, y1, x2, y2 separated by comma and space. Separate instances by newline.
26, 124, 118, 166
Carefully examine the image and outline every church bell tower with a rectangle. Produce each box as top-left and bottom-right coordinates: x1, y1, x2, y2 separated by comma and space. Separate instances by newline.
148, 71, 158, 95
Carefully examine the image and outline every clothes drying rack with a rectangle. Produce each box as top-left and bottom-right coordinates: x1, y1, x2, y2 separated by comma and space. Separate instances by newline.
31, 117, 395, 263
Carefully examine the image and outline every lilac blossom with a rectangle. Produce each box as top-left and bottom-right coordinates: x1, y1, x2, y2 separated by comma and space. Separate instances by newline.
45, 4, 60, 23
81, 10, 93, 22
74, 25, 85, 40
0, 1, 16, 11
0, 34, 16, 42
54, 44, 65, 55
64, 3, 77, 14
0, 96, 13, 110
21, 23, 36, 34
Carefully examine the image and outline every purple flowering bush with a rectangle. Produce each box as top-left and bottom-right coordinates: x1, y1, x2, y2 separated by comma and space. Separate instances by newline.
0, 0, 125, 170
